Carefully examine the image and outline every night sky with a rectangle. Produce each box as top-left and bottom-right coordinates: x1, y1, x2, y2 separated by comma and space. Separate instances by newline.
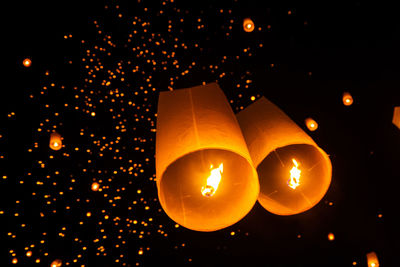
2, 0, 400, 266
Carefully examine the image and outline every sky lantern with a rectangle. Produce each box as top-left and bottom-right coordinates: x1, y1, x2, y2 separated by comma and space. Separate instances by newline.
49, 132, 62, 151
243, 18, 255, 32
236, 97, 332, 215
22, 58, 32, 67
342, 91, 354, 106
305, 117, 318, 131
51, 259, 62, 267
366, 252, 379, 267
156, 83, 259, 231
91, 182, 100, 191
393, 106, 400, 129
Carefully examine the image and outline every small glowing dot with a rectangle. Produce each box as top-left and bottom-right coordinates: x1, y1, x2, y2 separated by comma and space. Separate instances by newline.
23, 58, 32, 67
26, 251, 32, 257
12, 258, 18, 264
250, 96, 256, 101
91, 182, 99, 191
230, 231, 235, 236
91, 112, 96, 117
327, 232, 335, 241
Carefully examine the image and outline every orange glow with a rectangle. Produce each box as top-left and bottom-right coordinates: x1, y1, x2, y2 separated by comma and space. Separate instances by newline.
26, 251, 32, 257
91, 182, 100, 191
327, 232, 335, 241
243, 18, 255, 32
23, 58, 32, 67
12, 258, 18, 264
366, 251, 379, 267
49, 132, 62, 151
288, 159, 301, 189
51, 259, 62, 267
342, 92, 354, 106
305, 117, 318, 131
201, 163, 223, 197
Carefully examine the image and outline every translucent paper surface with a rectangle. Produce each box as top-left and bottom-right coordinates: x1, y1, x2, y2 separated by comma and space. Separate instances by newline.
156, 83, 259, 231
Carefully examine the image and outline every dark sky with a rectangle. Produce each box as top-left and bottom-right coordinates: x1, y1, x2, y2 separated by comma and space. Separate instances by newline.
2, 1, 400, 266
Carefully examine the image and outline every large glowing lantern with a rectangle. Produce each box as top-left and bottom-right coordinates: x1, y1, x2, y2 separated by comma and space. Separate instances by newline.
366, 251, 379, 267
342, 91, 354, 106
237, 97, 332, 215
49, 132, 62, 151
156, 83, 259, 231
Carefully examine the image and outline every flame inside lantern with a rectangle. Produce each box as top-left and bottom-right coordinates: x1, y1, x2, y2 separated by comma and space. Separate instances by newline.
201, 163, 223, 197
288, 159, 301, 189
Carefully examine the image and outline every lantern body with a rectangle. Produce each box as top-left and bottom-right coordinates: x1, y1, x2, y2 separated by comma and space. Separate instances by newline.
342, 91, 354, 106
51, 259, 62, 267
366, 251, 379, 267
393, 106, 400, 129
49, 132, 62, 151
243, 18, 255, 32
156, 83, 259, 231
237, 97, 332, 215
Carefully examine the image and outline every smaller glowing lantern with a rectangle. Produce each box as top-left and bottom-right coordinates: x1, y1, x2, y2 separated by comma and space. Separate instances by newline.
366, 251, 379, 267
243, 18, 255, 32
305, 117, 318, 131
342, 92, 354, 106
393, 106, 400, 130
23, 58, 32, 67
237, 97, 332, 215
49, 132, 62, 151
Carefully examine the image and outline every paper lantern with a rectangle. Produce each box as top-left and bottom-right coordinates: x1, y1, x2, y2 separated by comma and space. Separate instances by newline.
305, 117, 318, 131
342, 91, 354, 106
393, 106, 400, 129
23, 58, 32, 67
366, 251, 379, 267
49, 132, 62, 151
237, 97, 332, 215
51, 259, 62, 267
243, 18, 255, 32
156, 83, 259, 231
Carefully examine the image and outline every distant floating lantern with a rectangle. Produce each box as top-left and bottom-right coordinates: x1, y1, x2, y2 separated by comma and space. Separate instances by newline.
51, 259, 62, 267
91, 182, 100, 191
393, 106, 400, 130
243, 18, 255, 32
49, 132, 62, 151
342, 92, 354, 106
156, 83, 259, 231
305, 117, 318, 131
366, 252, 379, 267
237, 97, 332, 215
327, 232, 335, 241
23, 58, 32, 67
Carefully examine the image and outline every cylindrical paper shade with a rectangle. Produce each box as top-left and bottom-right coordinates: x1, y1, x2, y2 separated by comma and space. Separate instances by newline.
156, 83, 259, 231
49, 132, 62, 151
237, 97, 332, 215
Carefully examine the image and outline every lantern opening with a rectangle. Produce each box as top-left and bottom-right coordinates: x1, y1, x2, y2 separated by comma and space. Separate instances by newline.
257, 144, 331, 215
159, 149, 258, 232
201, 163, 223, 197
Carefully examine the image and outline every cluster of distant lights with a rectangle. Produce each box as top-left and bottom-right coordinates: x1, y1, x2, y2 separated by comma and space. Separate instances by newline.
3, 1, 383, 266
